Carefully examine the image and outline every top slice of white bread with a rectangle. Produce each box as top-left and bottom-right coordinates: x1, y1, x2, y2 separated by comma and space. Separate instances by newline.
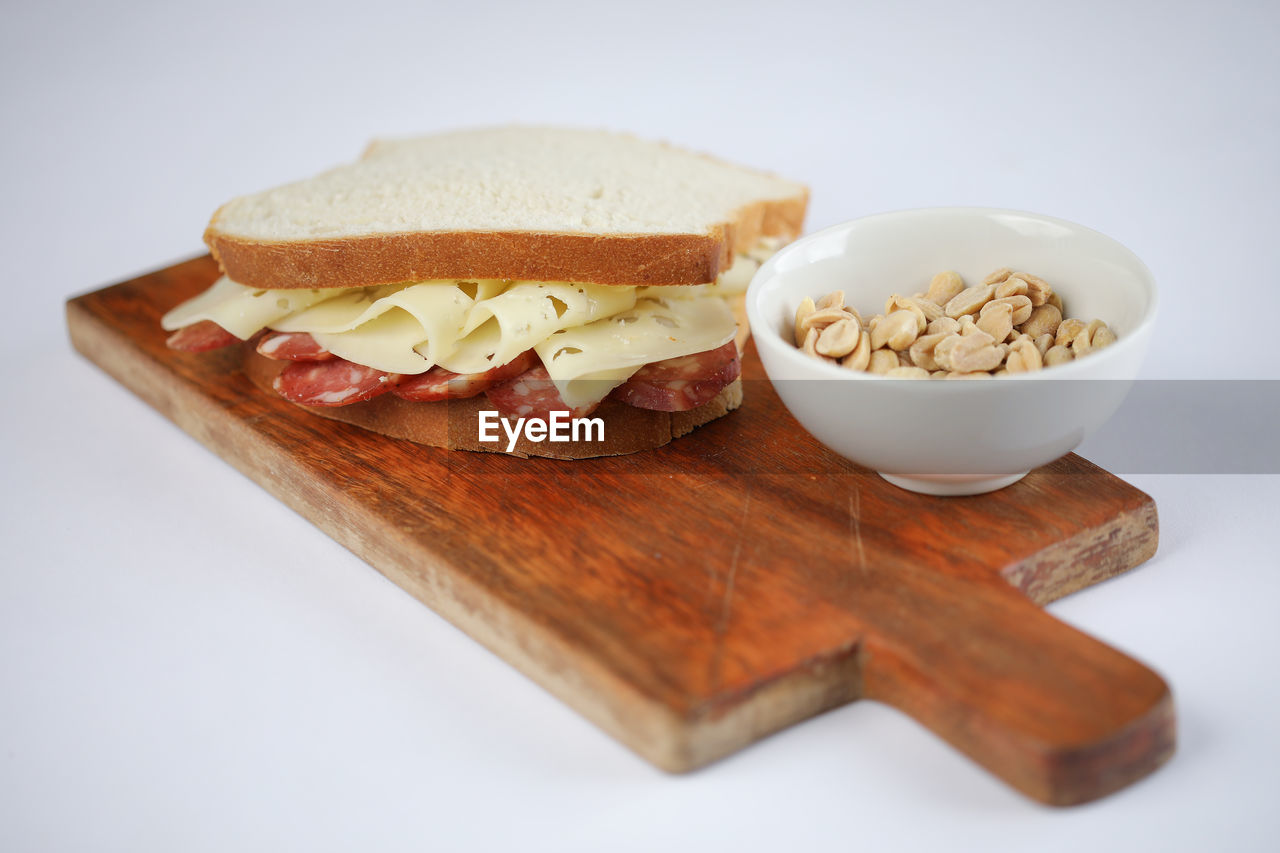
205, 126, 808, 289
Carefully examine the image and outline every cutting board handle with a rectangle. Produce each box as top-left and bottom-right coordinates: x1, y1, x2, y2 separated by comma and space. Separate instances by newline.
860, 572, 1175, 805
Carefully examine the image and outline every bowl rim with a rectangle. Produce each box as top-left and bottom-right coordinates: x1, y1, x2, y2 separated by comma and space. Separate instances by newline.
747, 206, 1159, 383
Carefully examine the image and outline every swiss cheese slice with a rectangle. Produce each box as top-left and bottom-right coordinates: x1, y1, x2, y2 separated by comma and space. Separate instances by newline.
269, 281, 506, 373
159, 276, 343, 339
311, 311, 436, 374
438, 281, 636, 374
535, 293, 738, 407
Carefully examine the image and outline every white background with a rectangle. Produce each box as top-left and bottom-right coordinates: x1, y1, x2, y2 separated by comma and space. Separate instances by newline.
3, 0, 1278, 850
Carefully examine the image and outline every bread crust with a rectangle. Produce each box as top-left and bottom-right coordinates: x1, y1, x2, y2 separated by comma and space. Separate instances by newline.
205, 192, 808, 290
241, 348, 742, 459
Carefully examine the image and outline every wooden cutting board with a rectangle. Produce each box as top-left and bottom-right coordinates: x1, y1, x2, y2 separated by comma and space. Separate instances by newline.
67, 256, 1174, 805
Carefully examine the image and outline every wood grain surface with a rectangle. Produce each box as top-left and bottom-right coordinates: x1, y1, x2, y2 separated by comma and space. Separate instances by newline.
66, 256, 1175, 805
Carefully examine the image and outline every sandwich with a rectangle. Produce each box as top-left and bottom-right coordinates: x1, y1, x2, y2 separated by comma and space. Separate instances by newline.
160, 127, 808, 458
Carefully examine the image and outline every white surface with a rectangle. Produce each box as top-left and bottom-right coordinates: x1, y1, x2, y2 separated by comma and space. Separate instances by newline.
2, 0, 1278, 850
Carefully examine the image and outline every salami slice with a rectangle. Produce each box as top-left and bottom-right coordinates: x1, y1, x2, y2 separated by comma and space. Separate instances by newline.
485, 365, 600, 420
611, 341, 741, 411
394, 351, 538, 402
257, 331, 332, 361
166, 320, 239, 352
272, 358, 397, 407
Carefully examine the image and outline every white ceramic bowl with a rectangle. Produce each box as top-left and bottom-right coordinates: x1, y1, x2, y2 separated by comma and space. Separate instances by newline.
746, 208, 1158, 495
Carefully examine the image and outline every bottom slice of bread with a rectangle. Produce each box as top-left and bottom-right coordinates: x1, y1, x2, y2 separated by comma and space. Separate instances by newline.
242, 349, 742, 459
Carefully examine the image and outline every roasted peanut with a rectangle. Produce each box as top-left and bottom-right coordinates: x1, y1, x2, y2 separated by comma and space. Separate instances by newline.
1019, 273, 1053, 307
928, 316, 961, 336
794, 296, 816, 346
932, 334, 962, 371
927, 271, 966, 305
798, 307, 856, 346
908, 333, 949, 371
1071, 327, 1094, 358
871, 309, 920, 351
1043, 344, 1073, 366
885, 366, 930, 379
948, 335, 1004, 373
1020, 303, 1062, 339
815, 317, 861, 358
839, 327, 870, 368
890, 294, 944, 324
1055, 318, 1087, 347
1092, 323, 1117, 349
841, 329, 873, 371
1006, 338, 1043, 373
801, 327, 821, 359
1069, 319, 1117, 357
976, 301, 1014, 343
934, 329, 995, 371
914, 296, 945, 323
841, 304, 865, 329
969, 328, 998, 348
867, 349, 899, 375
983, 267, 1015, 285
816, 291, 845, 311
945, 284, 996, 318
885, 295, 929, 333
1033, 333, 1054, 357
995, 277, 1029, 299
991, 295, 1034, 325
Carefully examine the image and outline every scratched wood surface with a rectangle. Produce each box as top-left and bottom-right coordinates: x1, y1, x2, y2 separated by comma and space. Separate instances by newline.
66, 256, 1174, 805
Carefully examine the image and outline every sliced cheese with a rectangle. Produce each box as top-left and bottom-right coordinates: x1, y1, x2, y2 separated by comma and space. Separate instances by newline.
312, 310, 435, 374
535, 293, 738, 407
268, 285, 405, 333
159, 276, 343, 339
438, 281, 635, 374
703, 252, 760, 295
269, 280, 507, 373
269, 280, 504, 335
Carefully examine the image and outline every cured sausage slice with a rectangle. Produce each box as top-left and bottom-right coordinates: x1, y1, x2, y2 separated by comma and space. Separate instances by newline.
166, 320, 239, 352
485, 365, 599, 420
611, 341, 740, 411
272, 358, 397, 407
394, 351, 537, 402
256, 331, 332, 361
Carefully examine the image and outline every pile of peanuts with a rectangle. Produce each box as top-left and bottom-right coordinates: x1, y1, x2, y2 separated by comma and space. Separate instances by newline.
793, 268, 1117, 378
